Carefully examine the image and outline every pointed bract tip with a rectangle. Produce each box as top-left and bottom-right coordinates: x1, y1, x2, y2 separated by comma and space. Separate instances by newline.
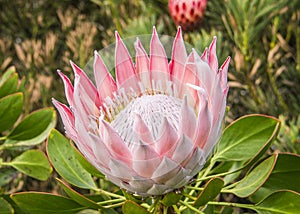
57, 70, 64, 78
94, 50, 99, 56
209, 37, 217, 50
134, 37, 141, 48
52, 98, 60, 107
69, 60, 81, 75
175, 26, 182, 39
220, 56, 231, 71
115, 31, 121, 41
152, 26, 157, 35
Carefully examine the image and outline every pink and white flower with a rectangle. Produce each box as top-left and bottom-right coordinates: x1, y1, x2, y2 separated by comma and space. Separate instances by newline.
53, 27, 230, 196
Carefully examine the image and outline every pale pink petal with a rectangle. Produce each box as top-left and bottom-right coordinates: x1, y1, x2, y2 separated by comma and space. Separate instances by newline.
72, 75, 98, 129
218, 56, 230, 90
89, 133, 112, 168
126, 176, 154, 194
147, 184, 169, 196
165, 167, 191, 188
115, 32, 139, 92
133, 114, 154, 145
169, 27, 187, 83
185, 148, 206, 175
155, 117, 178, 157
203, 115, 224, 158
93, 51, 117, 100
100, 120, 132, 165
131, 140, 161, 177
180, 49, 200, 106
57, 70, 74, 106
172, 134, 194, 165
179, 96, 197, 140
73, 118, 99, 168
70, 61, 99, 105
109, 158, 136, 181
195, 58, 214, 97
194, 90, 212, 148
52, 99, 77, 140
151, 157, 180, 183
201, 48, 208, 62
208, 36, 218, 72
150, 27, 169, 86
134, 38, 151, 91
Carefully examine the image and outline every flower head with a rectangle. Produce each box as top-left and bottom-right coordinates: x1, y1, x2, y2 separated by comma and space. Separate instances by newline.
53, 27, 230, 196
168, 0, 207, 31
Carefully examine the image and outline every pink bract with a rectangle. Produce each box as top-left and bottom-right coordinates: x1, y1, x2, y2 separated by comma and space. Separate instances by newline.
53, 27, 230, 196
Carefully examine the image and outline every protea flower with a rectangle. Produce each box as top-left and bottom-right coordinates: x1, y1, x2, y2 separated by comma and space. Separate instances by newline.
52, 27, 230, 196
168, 0, 207, 31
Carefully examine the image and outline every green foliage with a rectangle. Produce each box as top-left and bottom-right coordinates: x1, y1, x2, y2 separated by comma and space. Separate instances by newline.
214, 115, 280, 161
4, 150, 52, 181
47, 129, 97, 190
0, 68, 56, 213
11, 192, 87, 214
8, 114, 300, 213
193, 177, 224, 208
122, 201, 149, 214
57, 178, 102, 210
226, 155, 276, 198
0, 197, 13, 214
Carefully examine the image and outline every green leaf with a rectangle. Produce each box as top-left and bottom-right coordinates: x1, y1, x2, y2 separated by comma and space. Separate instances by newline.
251, 153, 300, 203
194, 177, 224, 208
47, 129, 97, 190
161, 192, 181, 206
122, 200, 149, 214
72, 144, 104, 178
7, 150, 52, 181
224, 162, 244, 185
11, 192, 86, 214
0, 93, 23, 133
0, 67, 16, 86
8, 108, 56, 141
57, 178, 102, 209
253, 190, 300, 214
214, 114, 280, 162
0, 168, 18, 187
228, 155, 277, 198
0, 197, 14, 214
0, 73, 18, 99
203, 204, 214, 214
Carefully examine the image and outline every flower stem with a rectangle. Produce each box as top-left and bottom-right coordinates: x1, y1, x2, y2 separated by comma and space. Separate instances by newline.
97, 198, 125, 205
172, 205, 181, 214
195, 163, 246, 182
208, 201, 255, 211
148, 196, 161, 213
103, 202, 124, 209
185, 159, 216, 200
95, 188, 125, 199
179, 200, 204, 214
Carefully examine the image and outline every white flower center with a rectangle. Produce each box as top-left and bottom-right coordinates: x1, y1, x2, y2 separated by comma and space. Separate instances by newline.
110, 94, 182, 145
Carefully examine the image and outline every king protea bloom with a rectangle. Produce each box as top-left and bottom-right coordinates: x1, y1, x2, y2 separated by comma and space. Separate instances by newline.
53, 27, 230, 196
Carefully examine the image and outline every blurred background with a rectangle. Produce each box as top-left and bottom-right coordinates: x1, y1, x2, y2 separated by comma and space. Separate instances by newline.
0, 0, 299, 194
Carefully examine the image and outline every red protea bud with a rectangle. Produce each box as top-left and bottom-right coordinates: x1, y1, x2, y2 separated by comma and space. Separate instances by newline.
168, 0, 207, 31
